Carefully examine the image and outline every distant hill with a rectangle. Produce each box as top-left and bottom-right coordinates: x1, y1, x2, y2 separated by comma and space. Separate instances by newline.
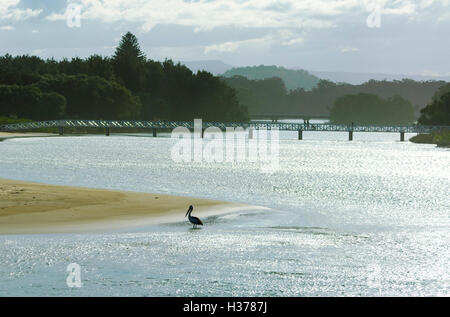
221, 65, 320, 91
180, 60, 233, 75
307, 70, 450, 85
179, 60, 450, 86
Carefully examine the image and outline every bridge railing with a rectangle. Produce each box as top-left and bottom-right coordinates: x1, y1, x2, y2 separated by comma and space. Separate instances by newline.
0, 119, 449, 134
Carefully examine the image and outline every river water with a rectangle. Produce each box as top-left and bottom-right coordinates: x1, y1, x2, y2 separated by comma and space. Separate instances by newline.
0, 130, 449, 296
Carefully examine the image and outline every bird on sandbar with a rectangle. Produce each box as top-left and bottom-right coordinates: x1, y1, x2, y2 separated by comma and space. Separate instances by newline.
185, 205, 203, 228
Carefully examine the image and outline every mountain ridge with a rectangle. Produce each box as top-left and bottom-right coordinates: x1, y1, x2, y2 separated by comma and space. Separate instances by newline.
179, 60, 450, 87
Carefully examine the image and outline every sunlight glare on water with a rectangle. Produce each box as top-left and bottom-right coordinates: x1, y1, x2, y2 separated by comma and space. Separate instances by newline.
0, 132, 449, 296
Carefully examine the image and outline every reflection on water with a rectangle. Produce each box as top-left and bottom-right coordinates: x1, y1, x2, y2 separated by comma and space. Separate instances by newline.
0, 132, 449, 296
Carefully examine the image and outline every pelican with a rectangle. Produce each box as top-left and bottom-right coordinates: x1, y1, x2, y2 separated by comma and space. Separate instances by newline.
185, 205, 203, 228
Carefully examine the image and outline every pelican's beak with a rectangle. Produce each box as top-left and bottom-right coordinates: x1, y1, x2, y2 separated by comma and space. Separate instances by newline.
185, 206, 192, 217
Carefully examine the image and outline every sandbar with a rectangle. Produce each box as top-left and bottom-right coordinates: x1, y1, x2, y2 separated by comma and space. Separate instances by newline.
0, 178, 248, 235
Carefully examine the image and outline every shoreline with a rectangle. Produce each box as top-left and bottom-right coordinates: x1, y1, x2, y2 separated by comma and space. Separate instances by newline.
0, 132, 56, 142
0, 178, 253, 235
410, 132, 450, 147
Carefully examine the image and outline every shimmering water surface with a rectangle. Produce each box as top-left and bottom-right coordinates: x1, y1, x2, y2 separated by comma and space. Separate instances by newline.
0, 130, 449, 296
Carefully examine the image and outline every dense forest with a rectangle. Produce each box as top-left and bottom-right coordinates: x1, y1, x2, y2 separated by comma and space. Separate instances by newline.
0, 32, 249, 123
330, 93, 416, 125
222, 65, 320, 91
222, 75, 446, 118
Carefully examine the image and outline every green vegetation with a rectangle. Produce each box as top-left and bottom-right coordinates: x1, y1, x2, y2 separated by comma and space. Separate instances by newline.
222, 65, 320, 91
0, 32, 248, 123
410, 129, 450, 147
0, 116, 32, 125
330, 93, 416, 125
410, 83, 450, 146
433, 129, 450, 146
418, 83, 450, 125
36, 74, 140, 120
431, 83, 450, 103
221, 76, 289, 116
409, 133, 434, 144
0, 85, 65, 120
222, 76, 442, 119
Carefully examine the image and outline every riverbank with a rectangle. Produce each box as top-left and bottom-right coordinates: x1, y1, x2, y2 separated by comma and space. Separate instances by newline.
409, 129, 450, 147
0, 178, 247, 235
0, 132, 55, 141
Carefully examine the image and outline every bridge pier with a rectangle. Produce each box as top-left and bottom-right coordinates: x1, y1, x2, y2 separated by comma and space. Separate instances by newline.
349, 131, 353, 141
58, 127, 64, 136
298, 130, 303, 140
105, 127, 110, 136
152, 128, 157, 137
400, 132, 405, 142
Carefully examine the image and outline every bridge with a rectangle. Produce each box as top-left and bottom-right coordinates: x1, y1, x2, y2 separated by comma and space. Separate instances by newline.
1, 119, 447, 141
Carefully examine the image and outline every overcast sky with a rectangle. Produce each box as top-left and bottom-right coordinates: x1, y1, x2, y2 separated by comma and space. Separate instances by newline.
1, 0, 449, 75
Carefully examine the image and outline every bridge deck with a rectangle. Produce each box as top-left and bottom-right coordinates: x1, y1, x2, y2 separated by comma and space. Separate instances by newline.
0, 119, 447, 134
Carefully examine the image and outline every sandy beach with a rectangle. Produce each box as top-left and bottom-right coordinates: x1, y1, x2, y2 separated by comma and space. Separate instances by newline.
0, 178, 245, 235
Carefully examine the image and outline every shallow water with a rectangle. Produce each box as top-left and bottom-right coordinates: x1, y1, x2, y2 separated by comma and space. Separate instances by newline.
0, 131, 449, 296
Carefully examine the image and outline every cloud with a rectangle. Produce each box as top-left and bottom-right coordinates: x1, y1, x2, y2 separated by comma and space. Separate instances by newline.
42, 0, 450, 36
341, 47, 360, 53
204, 37, 268, 54
204, 41, 241, 54
278, 29, 304, 46
2, 0, 450, 75
0, 0, 42, 21
44, 0, 409, 31
204, 29, 304, 54
0, 25, 14, 31
32, 49, 46, 56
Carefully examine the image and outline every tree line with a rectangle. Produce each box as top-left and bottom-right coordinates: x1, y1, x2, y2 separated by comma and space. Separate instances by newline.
0, 32, 249, 123
329, 94, 415, 125
330, 83, 450, 126
222, 75, 446, 120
